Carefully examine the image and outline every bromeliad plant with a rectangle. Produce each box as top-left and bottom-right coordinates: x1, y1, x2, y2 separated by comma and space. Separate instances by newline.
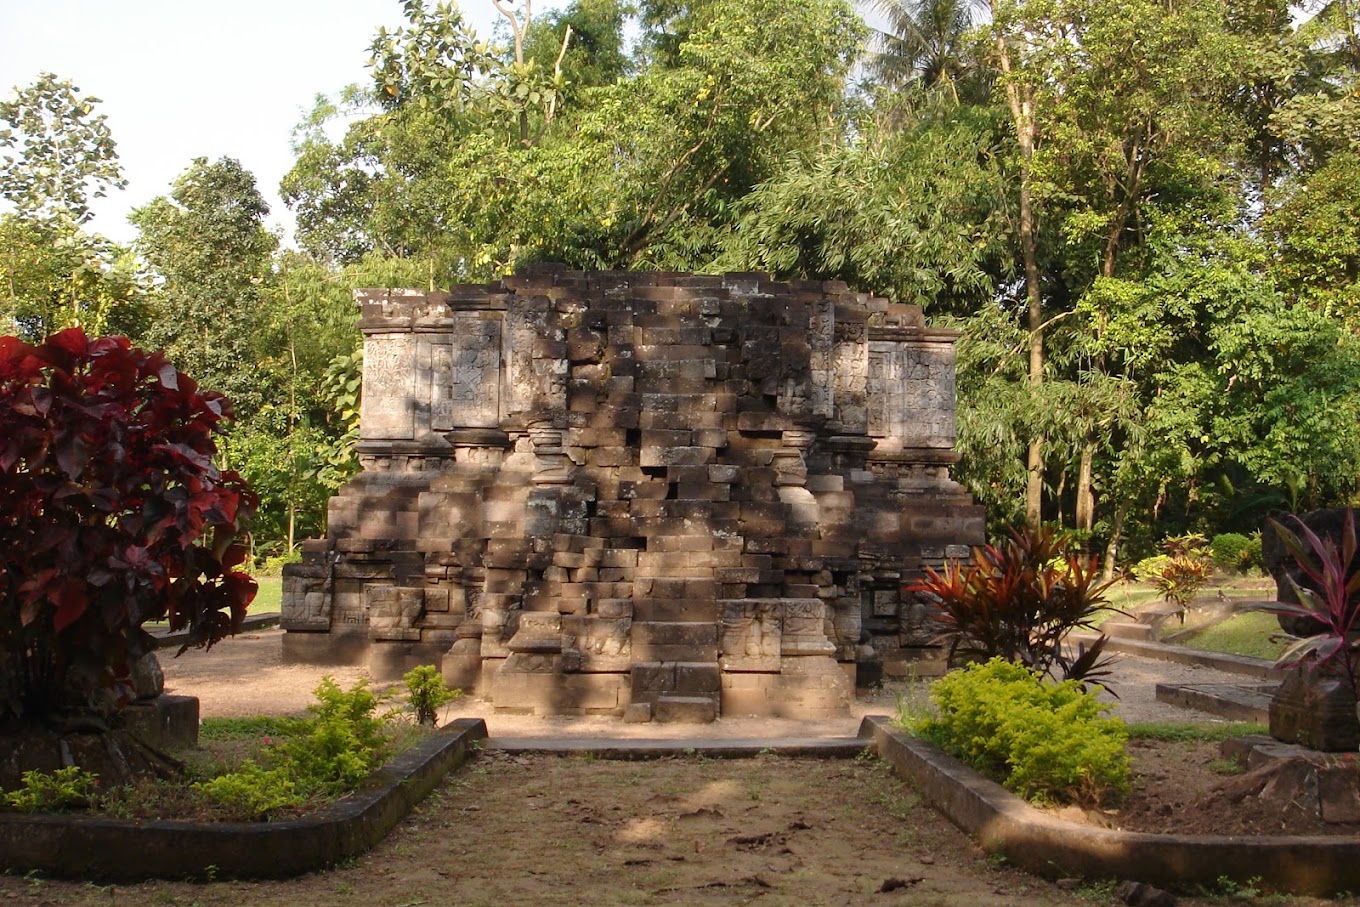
1249, 510, 1360, 696
0, 329, 258, 725
907, 527, 1118, 685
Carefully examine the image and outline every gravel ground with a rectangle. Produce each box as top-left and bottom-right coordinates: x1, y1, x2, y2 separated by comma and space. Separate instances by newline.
158, 628, 1253, 738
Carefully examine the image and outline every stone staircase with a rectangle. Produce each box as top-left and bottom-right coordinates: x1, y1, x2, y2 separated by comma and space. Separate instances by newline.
624, 517, 728, 724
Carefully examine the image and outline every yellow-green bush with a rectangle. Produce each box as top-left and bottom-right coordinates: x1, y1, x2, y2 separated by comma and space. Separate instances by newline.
913, 658, 1130, 807
194, 677, 394, 819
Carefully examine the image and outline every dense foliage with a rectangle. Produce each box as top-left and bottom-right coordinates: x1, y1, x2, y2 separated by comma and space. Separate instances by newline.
910, 658, 1131, 807
5, 0, 1360, 564
0, 329, 256, 722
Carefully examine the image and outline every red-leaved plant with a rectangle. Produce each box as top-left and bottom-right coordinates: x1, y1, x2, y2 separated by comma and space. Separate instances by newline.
1250, 511, 1360, 696
0, 329, 258, 724
907, 527, 1119, 686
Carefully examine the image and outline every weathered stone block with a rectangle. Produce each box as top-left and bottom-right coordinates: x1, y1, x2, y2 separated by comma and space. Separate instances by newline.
493, 669, 627, 714
633, 598, 719, 623
655, 694, 717, 723
639, 446, 716, 467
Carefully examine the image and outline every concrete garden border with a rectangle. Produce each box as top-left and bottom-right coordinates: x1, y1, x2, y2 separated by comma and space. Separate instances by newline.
0, 717, 487, 882
865, 715, 1360, 897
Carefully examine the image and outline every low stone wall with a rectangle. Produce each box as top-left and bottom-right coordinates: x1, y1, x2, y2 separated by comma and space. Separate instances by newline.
284, 268, 984, 719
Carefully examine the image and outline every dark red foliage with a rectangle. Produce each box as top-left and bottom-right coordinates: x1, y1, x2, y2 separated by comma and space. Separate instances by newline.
0, 329, 257, 722
906, 527, 1118, 686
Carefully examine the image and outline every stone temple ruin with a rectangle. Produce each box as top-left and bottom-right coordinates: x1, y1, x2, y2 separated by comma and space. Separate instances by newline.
282, 267, 983, 721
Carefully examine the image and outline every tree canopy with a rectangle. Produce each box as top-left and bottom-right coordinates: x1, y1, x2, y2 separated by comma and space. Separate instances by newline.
7, 0, 1360, 567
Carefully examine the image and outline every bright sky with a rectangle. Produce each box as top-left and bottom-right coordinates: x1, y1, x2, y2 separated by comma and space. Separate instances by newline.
0, 1, 535, 246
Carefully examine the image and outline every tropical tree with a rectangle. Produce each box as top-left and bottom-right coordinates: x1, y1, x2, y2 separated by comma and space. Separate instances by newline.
132, 157, 279, 417
284, 0, 864, 280
720, 100, 1007, 312
0, 73, 125, 225
867, 0, 983, 99
0, 73, 146, 341
0, 216, 147, 341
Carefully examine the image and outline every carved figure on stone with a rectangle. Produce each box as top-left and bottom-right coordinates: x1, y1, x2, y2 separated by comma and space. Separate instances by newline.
721, 601, 780, 670
367, 587, 424, 640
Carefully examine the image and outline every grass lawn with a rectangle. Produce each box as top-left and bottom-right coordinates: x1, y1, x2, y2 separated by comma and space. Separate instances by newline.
1096, 577, 1289, 661
1103, 582, 1164, 616
253, 576, 282, 613
141, 577, 281, 629
1174, 610, 1290, 662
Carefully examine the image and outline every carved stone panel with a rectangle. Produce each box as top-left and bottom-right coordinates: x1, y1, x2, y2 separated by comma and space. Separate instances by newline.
503, 304, 566, 421
433, 313, 503, 431
832, 320, 868, 433
367, 586, 424, 641
564, 617, 633, 672
362, 334, 417, 440
281, 589, 331, 630
720, 600, 780, 672
508, 612, 564, 654
866, 340, 956, 449
781, 598, 836, 656
808, 299, 836, 419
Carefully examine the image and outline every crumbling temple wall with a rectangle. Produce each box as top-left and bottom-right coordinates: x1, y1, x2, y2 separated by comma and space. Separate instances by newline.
282, 268, 983, 721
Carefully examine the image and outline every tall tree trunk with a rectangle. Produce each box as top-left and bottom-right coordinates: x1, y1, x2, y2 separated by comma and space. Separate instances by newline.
1024, 198, 1044, 528
1078, 200, 1131, 540
1075, 442, 1095, 533
991, 15, 1045, 527
1102, 500, 1128, 581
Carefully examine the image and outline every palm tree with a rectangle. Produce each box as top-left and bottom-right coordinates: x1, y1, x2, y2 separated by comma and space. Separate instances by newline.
866, 0, 983, 98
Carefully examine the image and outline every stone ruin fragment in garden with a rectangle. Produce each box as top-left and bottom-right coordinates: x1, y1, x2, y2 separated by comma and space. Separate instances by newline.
282, 267, 984, 721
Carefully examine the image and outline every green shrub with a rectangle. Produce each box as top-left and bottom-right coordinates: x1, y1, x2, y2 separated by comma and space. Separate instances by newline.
403, 665, 460, 726
3, 766, 99, 812
254, 551, 302, 577
195, 676, 395, 818
193, 760, 298, 820
277, 677, 393, 792
1243, 532, 1265, 574
913, 658, 1130, 807
1210, 533, 1252, 573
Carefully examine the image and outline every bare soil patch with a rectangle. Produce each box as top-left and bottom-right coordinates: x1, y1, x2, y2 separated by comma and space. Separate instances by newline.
11, 630, 1352, 904
1058, 739, 1360, 838
9, 752, 1343, 907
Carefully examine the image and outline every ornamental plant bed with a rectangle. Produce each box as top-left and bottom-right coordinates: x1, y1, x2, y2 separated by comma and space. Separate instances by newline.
1, 672, 460, 825
0, 719, 485, 882
1054, 735, 1360, 838
0, 717, 434, 823
900, 655, 1360, 844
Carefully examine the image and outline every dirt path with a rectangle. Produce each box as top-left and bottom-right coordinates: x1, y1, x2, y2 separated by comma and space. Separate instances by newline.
10, 753, 1345, 907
